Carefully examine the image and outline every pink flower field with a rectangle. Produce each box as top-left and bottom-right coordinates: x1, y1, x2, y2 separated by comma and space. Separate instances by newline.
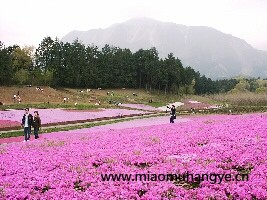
0, 108, 149, 127
0, 120, 20, 129
0, 113, 267, 199
119, 104, 160, 111
179, 99, 212, 110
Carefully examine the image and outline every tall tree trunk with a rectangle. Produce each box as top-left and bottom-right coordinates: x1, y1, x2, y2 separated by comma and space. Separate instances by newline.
139, 72, 142, 88
150, 76, 152, 91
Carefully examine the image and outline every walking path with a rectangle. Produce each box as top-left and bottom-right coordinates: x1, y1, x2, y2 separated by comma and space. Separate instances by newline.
0, 113, 191, 145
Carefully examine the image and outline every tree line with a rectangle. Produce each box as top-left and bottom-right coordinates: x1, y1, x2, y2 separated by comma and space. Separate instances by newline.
1, 37, 266, 95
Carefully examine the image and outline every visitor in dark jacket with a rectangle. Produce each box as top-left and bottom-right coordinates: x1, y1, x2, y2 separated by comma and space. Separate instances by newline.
21, 108, 33, 141
169, 105, 176, 123
33, 111, 41, 139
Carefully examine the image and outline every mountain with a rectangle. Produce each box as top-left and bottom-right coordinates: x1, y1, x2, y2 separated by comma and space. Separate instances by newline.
61, 18, 267, 79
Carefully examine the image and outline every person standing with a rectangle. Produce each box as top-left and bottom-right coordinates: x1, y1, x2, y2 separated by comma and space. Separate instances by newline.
17, 95, 21, 103
33, 111, 41, 139
170, 105, 176, 123
13, 94, 16, 103
21, 108, 33, 141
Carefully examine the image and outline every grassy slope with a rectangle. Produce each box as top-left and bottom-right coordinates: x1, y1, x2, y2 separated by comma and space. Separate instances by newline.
0, 86, 184, 108
1, 86, 267, 111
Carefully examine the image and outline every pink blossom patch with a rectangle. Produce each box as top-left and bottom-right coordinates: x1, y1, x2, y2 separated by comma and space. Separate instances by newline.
0, 120, 20, 128
0, 113, 266, 199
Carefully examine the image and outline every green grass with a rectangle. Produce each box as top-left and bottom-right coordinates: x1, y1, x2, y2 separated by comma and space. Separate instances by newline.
95, 89, 183, 106
0, 103, 114, 111
225, 105, 267, 113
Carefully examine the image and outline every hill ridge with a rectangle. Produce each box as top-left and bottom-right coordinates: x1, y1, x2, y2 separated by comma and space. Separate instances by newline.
62, 18, 267, 79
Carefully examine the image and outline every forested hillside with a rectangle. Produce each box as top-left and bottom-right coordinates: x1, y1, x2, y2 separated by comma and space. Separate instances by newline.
1, 39, 266, 95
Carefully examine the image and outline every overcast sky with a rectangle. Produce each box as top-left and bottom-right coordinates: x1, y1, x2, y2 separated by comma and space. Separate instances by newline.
1, 0, 267, 51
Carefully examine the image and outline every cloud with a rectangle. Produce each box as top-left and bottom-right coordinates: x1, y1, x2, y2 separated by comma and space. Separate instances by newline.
0, 0, 267, 50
